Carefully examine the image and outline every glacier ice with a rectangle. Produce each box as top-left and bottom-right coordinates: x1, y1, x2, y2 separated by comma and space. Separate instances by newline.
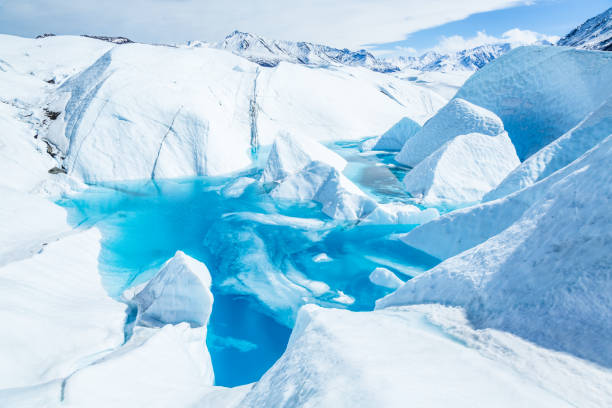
271, 160, 377, 221
395, 98, 505, 167
369, 267, 404, 289
0, 228, 125, 389
485, 96, 612, 200
380, 135, 612, 368
455, 45, 612, 160
402, 131, 519, 206
371, 117, 422, 151
262, 131, 347, 184
132, 251, 214, 328
238, 304, 608, 407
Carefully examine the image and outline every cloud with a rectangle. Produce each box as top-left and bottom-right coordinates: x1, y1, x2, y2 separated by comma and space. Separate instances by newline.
0, 0, 531, 49
431, 28, 560, 53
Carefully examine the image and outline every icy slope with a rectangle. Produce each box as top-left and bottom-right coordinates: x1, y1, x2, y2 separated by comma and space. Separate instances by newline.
558, 7, 612, 51
380, 135, 612, 367
18, 35, 443, 183
402, 131, 519, 206
239, 304, 610, 407
486, 95, 612, 200
371, 117, 421, 151
62, 252, 216, 407
0, 228, 126, 389
455, 45, 612, 159
395, 98, 505, 167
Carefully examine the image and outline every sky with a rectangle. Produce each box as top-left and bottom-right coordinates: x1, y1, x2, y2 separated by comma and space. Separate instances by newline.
0, 0, 610, 55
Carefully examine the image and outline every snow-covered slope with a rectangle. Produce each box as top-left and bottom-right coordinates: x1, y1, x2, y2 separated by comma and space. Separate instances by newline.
455, 45, 612, 160
239, 304, 611, 407
558, 7, 612, 51
0, 228, 126, 389
380, 135, 612, 368
218, 30, 398, 72
7, 35, 441, 184
399, 43, 512, 72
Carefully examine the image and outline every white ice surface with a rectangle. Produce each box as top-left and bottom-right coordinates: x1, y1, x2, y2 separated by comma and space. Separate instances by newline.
360, 202, 439, 225
402, 131, 519, 206
0, 228, 126, 389
380, 135, 612, 368
455, 45, 612, 160
369, 267, 404, 289
62, 324, 215, 408
133, 251, 214, 328
485, 95, 612, 200
262, 131, 347, 183
395, 98, 505, 167
371, 117, 422, 151
239, 304, 611, 407
271, 160, 377, 221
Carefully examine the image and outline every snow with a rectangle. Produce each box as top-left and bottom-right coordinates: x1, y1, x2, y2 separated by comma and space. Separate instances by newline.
262, 131, 347, 183
395, 98, 505, 167
371, 117, 421, 151
132, 251, 214, 328
557, 7, 612, 51
455, 45, 612, 160
379, 135, 612, 368
402, 131, 519, 206
0, 228, 126, 389
369, 267, 404, 289
485, 95, 612, 200
218, 30, 398, 73
239, 304, 610, 407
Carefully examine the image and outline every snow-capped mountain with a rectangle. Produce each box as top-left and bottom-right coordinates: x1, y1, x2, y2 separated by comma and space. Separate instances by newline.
397, 43, 512, 72
217, 30, 398, 72
558, 7, 612, 51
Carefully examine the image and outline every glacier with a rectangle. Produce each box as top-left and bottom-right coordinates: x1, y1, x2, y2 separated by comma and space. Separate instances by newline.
1, 12, 611, 407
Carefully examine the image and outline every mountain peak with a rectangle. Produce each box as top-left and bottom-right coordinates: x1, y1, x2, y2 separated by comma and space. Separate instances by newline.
558, 7, 612, 51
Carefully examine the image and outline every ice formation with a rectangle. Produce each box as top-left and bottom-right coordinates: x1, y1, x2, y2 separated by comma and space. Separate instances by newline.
369, 267, 404, 289
381, 135, 612, 368
262, 131, 347, 184
455, 45, 612, 160
271, 161, 377, 220
371, 117, 422, 151
402, 131, 519, 206
395, 98, 505, 167
485, 96, 612, 200
132, 251, 214, 328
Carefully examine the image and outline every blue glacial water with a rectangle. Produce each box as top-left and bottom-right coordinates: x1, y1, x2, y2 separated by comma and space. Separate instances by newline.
57, 142, 440, 387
